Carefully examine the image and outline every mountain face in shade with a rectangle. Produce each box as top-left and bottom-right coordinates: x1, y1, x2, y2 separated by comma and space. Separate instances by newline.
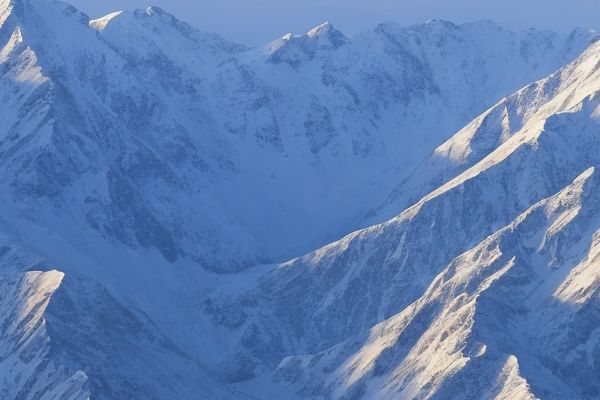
0, 0, 594, 271
2, 0, 600, 398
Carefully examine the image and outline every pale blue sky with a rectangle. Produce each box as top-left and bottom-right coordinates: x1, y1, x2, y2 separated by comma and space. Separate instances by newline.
69, 0, 600, 45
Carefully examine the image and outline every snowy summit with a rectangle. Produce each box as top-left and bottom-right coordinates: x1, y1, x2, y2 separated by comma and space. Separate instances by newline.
1, 0, 600, 398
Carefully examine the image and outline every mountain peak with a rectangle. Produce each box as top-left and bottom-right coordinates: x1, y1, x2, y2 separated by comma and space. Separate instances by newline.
136, 6, 176, 22
305, 21, 347, 48
0, 0, 91, 31
306, 21, 333, 37
5, 1, 600, 397
144, 6, 167, 17
263, 21, 348, 65
422, 18, 458, 29
89, 10, 123, 31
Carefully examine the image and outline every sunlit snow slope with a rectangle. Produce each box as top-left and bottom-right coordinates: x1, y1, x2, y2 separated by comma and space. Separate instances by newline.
2, 0, 600, 398
220, 35, 600, 400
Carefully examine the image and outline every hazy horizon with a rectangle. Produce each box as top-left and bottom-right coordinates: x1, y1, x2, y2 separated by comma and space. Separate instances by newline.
69, 0, 600, 45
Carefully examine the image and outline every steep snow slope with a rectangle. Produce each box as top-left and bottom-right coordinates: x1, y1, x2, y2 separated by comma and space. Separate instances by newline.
1, 0, 594, 277
268, 167, 600, 399
0, 0, 262, 273
0, 256, 89, 400
373, 30, 600, 222
223, 20, 599, 257
209, 35, 600, 398
0, 239, 240, 399
2, 0, 600, 398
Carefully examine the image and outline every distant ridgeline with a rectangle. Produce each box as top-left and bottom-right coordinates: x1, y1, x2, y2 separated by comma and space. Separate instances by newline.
1, 0, 600, 398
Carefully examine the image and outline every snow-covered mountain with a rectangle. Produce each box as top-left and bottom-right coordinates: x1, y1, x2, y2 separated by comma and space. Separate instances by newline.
219, 33, 600, 399
1, 0, 596, 272
3, 0, 600, 398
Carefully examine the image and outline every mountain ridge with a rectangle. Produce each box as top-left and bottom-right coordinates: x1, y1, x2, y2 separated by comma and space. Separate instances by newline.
210, 29, 600, 399
2, 1, 600, 398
